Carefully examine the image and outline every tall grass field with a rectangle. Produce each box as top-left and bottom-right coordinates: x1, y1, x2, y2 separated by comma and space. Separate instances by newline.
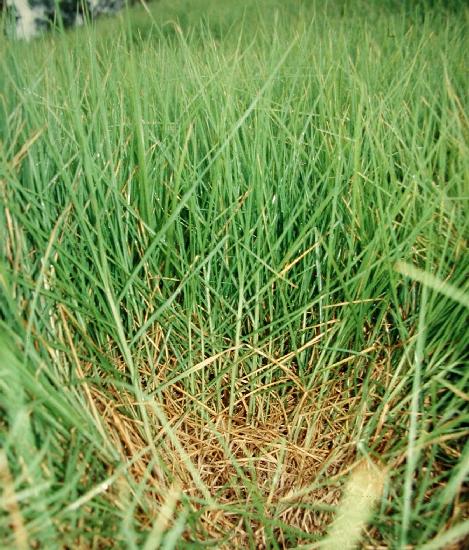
1, 0, 468, 547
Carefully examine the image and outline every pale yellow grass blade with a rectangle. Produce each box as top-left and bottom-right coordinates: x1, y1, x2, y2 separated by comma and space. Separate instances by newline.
320, 460, 386, 550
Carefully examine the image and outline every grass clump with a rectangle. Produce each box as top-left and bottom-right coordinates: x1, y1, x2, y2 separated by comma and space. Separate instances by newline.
1, 0, 468, 547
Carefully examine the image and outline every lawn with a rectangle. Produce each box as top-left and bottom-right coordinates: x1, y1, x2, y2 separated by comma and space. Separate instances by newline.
0, 0, 468, 547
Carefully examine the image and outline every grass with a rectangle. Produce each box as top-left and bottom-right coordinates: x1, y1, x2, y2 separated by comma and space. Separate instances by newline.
0, 0, 468, 547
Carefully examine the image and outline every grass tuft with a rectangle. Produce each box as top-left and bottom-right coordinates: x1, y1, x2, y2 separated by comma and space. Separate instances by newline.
1, 0, 468, 547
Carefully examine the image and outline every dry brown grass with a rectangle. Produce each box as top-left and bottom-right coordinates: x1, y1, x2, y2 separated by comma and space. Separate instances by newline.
87, 343, 390, 548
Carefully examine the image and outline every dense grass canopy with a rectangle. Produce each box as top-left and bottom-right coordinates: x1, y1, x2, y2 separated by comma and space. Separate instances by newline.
1, 0, 468, 547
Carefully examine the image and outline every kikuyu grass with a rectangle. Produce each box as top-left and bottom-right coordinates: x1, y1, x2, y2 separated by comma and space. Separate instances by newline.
1, 0, 468, 547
